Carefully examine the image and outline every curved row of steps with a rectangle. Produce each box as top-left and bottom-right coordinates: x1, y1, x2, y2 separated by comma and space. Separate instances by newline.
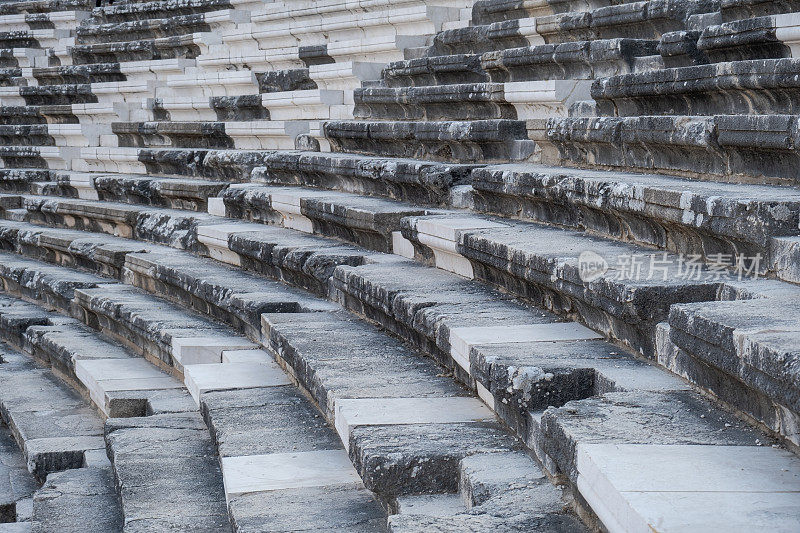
0, 184, 793, 530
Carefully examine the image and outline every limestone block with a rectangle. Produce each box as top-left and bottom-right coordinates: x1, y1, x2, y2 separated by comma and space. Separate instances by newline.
75, 358, 182, 416
576, 443, 800, 533
171, 336, 258, 366
334, 397, 494, 451
262, 89, 345, 121
221, 449, 362, 498
775, 12, 800, 57
162, 70, 259, 99
504, 79, 591, 119
184, 361, 290, 405
221, 349, 272, 363
223, 121, 308, 150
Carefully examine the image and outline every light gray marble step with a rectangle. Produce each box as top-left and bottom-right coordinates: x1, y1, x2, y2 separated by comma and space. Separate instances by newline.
0, 342, 105, 481
0, 422, 36, 525
200, 387, 386, 532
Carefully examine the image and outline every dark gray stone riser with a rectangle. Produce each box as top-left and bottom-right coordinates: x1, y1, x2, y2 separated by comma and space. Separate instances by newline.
697, 16, 791, 62
470, 0, 620, 25
721, 0, 800, 21
323, 119, 535, 163
19, 84, 97, 106
76, 13, 209, 45
0, 147, 47, 169
0, 33, 41, 49
353, 84, 518, 121
90, 174, 228, 211
0, 125, 54, 147
0, 0, 91, 15
32, 63, 126, 85
431, 0, 715, 56
113, 121, 235, 150
384, 38, 658, 88
90, 0, 232, 24
593, 58, 800, 116
70, 37, 200, 64
542, 114, 800, 185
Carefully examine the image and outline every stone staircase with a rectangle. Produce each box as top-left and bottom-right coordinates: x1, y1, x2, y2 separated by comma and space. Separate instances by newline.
0, 0, 799, 531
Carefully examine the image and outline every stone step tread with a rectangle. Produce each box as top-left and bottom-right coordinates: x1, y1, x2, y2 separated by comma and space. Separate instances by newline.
0, 423, 37, 523
30, 467, 123, 532
104, 413, 232, 532
0, 342, 105, 480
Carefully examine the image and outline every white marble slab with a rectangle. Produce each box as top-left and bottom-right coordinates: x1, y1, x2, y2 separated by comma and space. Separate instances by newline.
577, 443, 800, 533
183, 361, 290, 404
334, 397, 494, 451
221, 349, 272, 363
221, 449, 362, 498
171, 336, 258, 366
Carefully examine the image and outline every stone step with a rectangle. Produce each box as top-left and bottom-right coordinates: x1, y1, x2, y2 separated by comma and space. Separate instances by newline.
536, 389, 800, 531
382, 38, 657, 87
76, 13, 212, 45
0, 126, 52, 147
542, 114, 800, 185
70, 32, 207, 64
697, 12, 799, 63
0, 339, 105, 481
0, 10, 89, 33
470, 0, 619, 25
90, 0, 233, 24
0, 422, 37, 525
0, 197, 796, 528
323, 118, 535, 163
30, 467, 122, 532
353, 80, 590, 121
200, 385, 387, 531
593, 57, 800, 116
469, 163, 800, 263
721, 0, 800, 21
105, 413, 232, 530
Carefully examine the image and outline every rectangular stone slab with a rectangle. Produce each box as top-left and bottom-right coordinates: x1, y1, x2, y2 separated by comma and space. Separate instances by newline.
334, 397, 494, 451
221, 449, 362, 498
576, 443, 800, 533
184, 362, 291, 405
171, 336, 258, 366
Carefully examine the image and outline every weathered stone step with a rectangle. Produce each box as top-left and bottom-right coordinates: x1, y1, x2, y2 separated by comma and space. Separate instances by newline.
0, 422, 36, 525
213, 183, 437, 252
0, 339, 105, 481
697, 12, 800, 62
470, 163, 800, 263
537, 389, 800, 531
0, 107, 49, 126
721, 0, 800, 21
0, 127, 52, 147
70, 33, 203, 64
0, 9, 88, 32
593, 57, 800, 116
383, 38, 657, 87
91, 0, 233, 24
324, 119, 534, 163
105, 413, 231, 531
30, 63, 125, 85
0, 1, 91, 17
542, 114, 800, 185
353, 81, 590, 121
201, 385, 386, 531
30, 467, 122, 532
76, 13, 211, 45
